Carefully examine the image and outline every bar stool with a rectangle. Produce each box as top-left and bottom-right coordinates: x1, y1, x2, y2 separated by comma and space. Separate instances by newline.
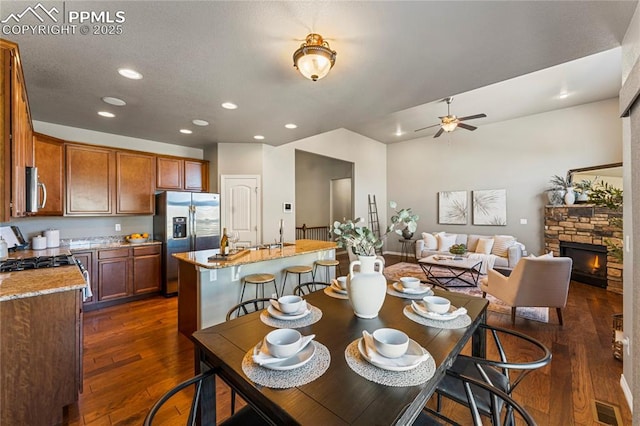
313, 259, 341, 284
240, 273, 278, 302
281, 265, 313, 295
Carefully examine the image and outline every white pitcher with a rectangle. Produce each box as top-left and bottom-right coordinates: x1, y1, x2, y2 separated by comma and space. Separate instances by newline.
347, 255, 387, 319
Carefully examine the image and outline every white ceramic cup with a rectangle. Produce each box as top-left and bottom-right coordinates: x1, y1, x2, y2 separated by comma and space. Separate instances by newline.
277, 295, 303, 314
423, 295, 451, 314
336, 276, 348, 290
400, 276, 421, 289
265, 328, 302, 358
372, 328, 409, 358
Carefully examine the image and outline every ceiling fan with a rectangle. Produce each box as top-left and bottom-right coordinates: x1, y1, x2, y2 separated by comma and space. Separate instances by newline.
414, 97, 487, 138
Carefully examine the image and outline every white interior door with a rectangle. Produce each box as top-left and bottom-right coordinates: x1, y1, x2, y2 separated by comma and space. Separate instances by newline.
221, 175, 260, 247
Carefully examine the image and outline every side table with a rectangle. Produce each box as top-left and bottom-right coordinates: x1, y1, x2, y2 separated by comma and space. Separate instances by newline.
398, 238, 416, 262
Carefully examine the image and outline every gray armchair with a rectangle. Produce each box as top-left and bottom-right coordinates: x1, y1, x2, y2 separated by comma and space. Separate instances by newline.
480, 256, 572, 325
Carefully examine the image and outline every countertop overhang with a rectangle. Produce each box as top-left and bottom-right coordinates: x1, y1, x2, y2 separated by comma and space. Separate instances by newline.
0, 265, 86, 301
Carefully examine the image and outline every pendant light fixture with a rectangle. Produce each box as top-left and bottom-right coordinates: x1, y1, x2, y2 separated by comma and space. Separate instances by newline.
293, 33, 337, 81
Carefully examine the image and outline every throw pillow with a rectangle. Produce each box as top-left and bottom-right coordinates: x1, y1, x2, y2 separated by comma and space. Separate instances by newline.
436, 233, 457, 252
491, 235, 516, 257
421, 232, 437, 250
529, 252, 553, 259
475, 238, 494, 255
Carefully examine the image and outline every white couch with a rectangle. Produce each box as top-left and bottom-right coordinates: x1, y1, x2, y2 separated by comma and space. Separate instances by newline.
415, 232, 525, 269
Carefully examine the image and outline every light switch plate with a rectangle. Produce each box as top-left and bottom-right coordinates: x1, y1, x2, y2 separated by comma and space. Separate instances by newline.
520, 218, 528, 225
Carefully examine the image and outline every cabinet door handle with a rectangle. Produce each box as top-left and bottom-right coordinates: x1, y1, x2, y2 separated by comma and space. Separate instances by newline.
38, 181, 47, 209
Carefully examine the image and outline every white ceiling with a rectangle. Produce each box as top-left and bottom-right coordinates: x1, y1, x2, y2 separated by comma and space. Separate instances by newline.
2, 1, 636, 148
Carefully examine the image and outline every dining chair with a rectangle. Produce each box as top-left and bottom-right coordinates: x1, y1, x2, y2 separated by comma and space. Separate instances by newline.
415, 370, 537, 425
226, 297, 272, 321
293, 281, 330, 296
431, 323, 550, 423
143, 369, 267, 425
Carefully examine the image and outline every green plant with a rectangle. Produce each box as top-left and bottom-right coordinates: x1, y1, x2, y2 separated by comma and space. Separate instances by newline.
332, 201, 419, 256
588, 181, 623, 261
449, 243, 467, 255
573, 177, 597, 194
548, 174, 572, 190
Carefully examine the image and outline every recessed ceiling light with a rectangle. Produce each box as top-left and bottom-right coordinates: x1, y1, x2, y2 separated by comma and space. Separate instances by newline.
253, 135, 265, 140
221, 102, 238, 110
192, 119, 209, 126
557, 91, 570, 99
118, 68, 143, 80
98, 111, 115, 118
102, 96, 126, 106
285, 123, 298, 129
180, 129, 193, 134
395, 131, 404, 136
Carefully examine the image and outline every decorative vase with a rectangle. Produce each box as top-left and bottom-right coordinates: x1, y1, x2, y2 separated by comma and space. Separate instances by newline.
347, 255, 387, 319
564, 187, 575, 205
576, 191, 589, 203
547, 189, 566, 206
402, 229, 414, 240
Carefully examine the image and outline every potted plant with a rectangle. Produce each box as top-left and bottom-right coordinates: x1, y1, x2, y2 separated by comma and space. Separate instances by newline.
588, 181, 623, 262
547, 174, 573, 205
573, 178, 596, 203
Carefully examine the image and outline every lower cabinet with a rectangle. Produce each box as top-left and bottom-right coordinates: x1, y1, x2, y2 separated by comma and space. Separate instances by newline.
133, 245, 161, 294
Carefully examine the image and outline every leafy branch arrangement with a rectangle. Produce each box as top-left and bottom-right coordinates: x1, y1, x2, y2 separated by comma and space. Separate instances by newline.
589, 181, 623, 261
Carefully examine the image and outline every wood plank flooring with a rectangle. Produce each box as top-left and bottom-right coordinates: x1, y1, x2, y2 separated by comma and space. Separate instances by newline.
65, 254, 631, 425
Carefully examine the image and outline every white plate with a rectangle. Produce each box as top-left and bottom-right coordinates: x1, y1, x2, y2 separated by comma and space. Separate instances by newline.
411, 301, 462, 321
330, 282, 348, 294
358, 338, 427, 371
254, 340, 316, 370
266, 304, 311, 320
392, 282, 433, 295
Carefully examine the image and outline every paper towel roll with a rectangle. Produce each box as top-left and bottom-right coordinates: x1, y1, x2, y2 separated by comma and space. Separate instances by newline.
32, 235, 47, 250
44, 229, 60, 248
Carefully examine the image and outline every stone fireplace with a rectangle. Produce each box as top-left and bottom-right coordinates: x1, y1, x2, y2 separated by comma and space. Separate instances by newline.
544, 205, 622, 294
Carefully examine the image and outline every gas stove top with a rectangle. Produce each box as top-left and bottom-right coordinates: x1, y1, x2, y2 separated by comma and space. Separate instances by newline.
0, 255, 76, 273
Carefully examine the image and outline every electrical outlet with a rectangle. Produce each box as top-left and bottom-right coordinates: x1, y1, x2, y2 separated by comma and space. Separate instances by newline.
520, 218, 528, 225
115, 224, 121, 231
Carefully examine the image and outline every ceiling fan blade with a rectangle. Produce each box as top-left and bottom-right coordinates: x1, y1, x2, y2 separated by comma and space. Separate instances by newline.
457, 113, 487, 121
433, 128, 445, 138
414, 123, 442, 132
457, 122, 477, 131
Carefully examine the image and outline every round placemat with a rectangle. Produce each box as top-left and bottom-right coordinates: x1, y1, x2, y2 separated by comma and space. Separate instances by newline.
386, 284, 434, 300
323, 287, 349, 300
242, 341, 330, 389
403, 305, 472, 329
260, 305, 323, 328
344, 339, 435, 387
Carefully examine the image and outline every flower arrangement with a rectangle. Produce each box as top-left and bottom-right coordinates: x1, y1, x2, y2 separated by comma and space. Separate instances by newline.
332, 201, 419, 256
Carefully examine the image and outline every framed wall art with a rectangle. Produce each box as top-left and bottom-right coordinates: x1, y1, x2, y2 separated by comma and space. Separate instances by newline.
473, 189, 507, 225
438, 191, 468, 224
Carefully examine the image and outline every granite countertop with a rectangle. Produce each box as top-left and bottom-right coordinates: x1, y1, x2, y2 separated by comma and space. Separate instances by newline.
0, 265, 86, 302
67, 240, 162, 251
173, 239, 337, 269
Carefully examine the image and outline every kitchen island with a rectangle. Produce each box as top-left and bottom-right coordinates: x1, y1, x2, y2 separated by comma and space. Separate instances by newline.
173, 239, 337, 336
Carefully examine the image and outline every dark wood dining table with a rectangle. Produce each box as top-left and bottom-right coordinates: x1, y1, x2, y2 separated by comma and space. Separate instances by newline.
192, 286, 489, 425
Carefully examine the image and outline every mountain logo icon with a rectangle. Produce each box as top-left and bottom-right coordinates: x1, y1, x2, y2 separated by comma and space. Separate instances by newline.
1, 3, 59, 24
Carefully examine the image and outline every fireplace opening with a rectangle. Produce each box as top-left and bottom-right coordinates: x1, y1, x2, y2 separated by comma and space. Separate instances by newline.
560, 241, 608, 288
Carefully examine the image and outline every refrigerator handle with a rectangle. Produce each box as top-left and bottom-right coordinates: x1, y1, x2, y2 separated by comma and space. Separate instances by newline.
189, 204, 196, 248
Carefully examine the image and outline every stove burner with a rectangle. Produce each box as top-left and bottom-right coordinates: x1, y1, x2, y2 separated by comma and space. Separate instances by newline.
0, 255, 76, 272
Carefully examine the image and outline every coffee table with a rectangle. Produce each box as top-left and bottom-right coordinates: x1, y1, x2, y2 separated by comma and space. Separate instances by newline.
419, 255, 483, 289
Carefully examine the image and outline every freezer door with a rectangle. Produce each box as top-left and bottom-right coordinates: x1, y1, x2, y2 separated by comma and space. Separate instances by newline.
191, 193, 220, 251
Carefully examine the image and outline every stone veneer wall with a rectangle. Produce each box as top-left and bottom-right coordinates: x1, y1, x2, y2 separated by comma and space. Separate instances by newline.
544, 205, 623, 294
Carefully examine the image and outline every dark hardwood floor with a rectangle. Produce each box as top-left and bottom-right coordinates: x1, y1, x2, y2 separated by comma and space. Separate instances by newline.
66, 253, 631, 425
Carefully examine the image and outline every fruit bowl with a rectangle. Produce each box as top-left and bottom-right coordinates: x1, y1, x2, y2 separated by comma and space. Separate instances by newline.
126, 233, 149, 244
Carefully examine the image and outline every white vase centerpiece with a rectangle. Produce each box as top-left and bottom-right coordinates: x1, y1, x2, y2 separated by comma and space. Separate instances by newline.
333, 201, 419, 319
564, 186, 575, 205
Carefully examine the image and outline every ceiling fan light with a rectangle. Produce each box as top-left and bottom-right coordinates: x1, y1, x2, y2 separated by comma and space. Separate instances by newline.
293, 33, 336, 81
441, 122, 458, 132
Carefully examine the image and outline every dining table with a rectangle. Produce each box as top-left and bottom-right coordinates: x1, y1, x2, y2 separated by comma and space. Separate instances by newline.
191, 284, 489, 425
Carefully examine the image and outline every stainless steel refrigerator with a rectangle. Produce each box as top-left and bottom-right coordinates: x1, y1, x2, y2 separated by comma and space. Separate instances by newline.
154, 191, 220, 296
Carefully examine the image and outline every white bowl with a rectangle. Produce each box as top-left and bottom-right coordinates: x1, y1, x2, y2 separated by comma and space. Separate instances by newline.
336, 276, 348, 290
127, 237, 148, 244
372, 328, 409, 358
277, 295, 303, 314
265, 329, 302, 358
400, 276, 421, 289
423, 296, 451, 314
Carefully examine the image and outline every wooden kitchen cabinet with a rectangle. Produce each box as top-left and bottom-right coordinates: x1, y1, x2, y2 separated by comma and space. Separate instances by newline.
184, 159, 208, 191
116, 151, 155, 214
156, 156, 209, 192
34, 133, 64, 216
97, 248, 131, 301
66, 144, 115, 215
132, 245, 161, 294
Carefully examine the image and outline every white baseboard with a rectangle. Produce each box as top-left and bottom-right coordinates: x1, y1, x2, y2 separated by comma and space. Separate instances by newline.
620, 374, 633, 412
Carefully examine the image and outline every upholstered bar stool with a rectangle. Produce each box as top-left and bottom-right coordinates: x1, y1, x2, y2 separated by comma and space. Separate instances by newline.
240, 273, 278, 302
313, 259, 342, 284
281, 265, 313, 295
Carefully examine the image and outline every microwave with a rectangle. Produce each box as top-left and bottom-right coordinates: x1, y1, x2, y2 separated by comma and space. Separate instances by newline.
25, 166, 46, 213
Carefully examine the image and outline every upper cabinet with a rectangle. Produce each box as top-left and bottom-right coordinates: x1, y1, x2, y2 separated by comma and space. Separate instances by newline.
184, 160, 208, 192
116, 151, 155, 214
34, 133, 64, 216
66, 144, 115, 215
1, 39, 34, 221
157, 156, 208, 192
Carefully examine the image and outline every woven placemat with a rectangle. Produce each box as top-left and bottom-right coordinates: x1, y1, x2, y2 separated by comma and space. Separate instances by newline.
403, 305, 472, 329
344, 339, 435, 387
260, 305, 322, 328
242, 341, 330, 389
386, 284, 434, 300
323, 287, 349, 300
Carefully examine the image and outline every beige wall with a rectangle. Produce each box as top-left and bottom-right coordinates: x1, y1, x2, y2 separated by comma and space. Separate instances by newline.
386, 98, 622, 256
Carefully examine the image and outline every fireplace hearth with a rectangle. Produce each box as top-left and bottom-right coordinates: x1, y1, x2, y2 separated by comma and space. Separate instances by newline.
560, 241, 608, 288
